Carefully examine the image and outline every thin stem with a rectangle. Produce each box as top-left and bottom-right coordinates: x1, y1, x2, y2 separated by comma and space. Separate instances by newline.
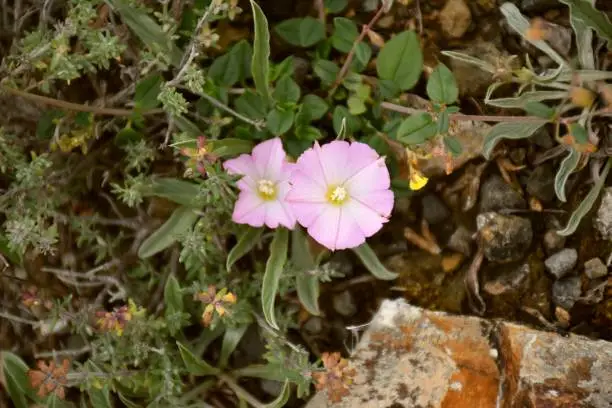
315, 0, 325, 23
1, 85, 164, 117
34, 346, 91, 359
0, 311, 40, 327
219, 374, 266, 408
196, 90, 265, 129
328, 6, 386, 97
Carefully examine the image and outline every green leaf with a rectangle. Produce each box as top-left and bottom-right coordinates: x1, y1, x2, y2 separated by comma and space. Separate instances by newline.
1, 351, 36, 408
301, 94, 329, 120
88, 385, 112, 408
138, 207, 199, 259
164, 275, 183, 318
524, 101, 555, 119
114, 126, 142, 146
117, 393, 140, 408
437, 110, 450, 135
219, 324, 249, 368
262, 228, 289, 330
249, 0, 272, 105
500, 3, 567, 66
273, 75, 301, 103
482, 121, 546, 159
352, 243, 397, 280
324, 0, 348, 13
332, 106, 361, 135
314, 59, 340, 87
559, 0, 612, 45
209, 138, 254, 158
266, 108, 295, 135
566, 0, 595, 69
274, 17, 326, 47
270, 56, 295, 82
146, 178, 202, 208
347, 95, 367, 115
331, 17, 358, 53
208, 53, 241, 88
173, 115, 203, 137
226, 227, 264, 270
376, 31, 423, 90
106, 0, 182, 66
262, 380, 291, 408
558, 158, 611, 236
292, 228, 320, 315
295, 125, 323, 141
485, 90, 567, 109
353, 43, 372, 72
134, 74, 163, 110
397, 113, 437, 145
36, 110, 64, 140
569, 123, 589, 144
177, 341, 220, 376
426, 64, 458, 105
234, 90, 268, 120
555, 147, 580, 202
440, 51, 496, 74
444, 136, 463, 157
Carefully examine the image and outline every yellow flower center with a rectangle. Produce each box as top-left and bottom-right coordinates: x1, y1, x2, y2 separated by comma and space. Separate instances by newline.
257, 179, 277, 200
326, 185, 349, 205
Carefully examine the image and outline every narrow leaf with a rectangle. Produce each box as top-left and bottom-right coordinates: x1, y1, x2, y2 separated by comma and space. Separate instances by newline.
262, 380, 291, 408
568, 0, 595, 69
209, 138, 254, 158
555, 147, 580, 202
482, 121, 546, 159
177, 341, 220, 376
558, 158, 611, 236
559, 0, 612, 45
261, 228, 289, 330
219, 324, 249, 368
292, 228, 320, 315
88, 385, 112, 408
146, 177, 202, 208
138, 207, 199, 259
486, 91, 567, 109
226, 227, 264, 270
352, 243, 397, 280
440, 51, 496, 73
524, 101, 555, 119
249, 0, 272, 105
164, 275, 183, 315
1, 351, 35, 408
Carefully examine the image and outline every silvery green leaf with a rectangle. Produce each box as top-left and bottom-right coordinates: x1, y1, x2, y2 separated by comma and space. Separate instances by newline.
558, 159, 612, 236
554, 147, 580, 202
261, 228, 289, 330
568, 0, 595, 69
559, 0, 612, 46
500, 2, 567, 67
482, 121, 546, 159
556, 69, 612, 83
486, 91, 567, 109
440, 51, 496, 74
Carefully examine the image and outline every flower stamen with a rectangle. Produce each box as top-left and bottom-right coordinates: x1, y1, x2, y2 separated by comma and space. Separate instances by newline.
257, 179, 277, 200
327, 185, 348, 205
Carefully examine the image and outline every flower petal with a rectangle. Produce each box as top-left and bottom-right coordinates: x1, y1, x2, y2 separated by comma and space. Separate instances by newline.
307, 205, 341, 250
224, 154, 259, 190
334, 208, 366, 250
352, 189, 394, 218
319, 141, 351, 185
251, 137, 286, 180
286, 171, 327, 203
232, 191, 266, 227
345, 199, 388, 238
291, 201, 329, 228
294, 142, 328, 188
342, 142, 381, 182
263, 200, 296, 229
345, 158, 390, 195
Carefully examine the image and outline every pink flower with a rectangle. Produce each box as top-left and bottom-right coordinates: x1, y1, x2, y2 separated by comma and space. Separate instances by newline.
286, 141, 394, 251
223, 138, 296, 229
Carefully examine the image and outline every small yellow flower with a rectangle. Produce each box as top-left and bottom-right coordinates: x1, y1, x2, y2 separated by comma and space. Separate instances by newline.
409, 170, 429, 191
196, 286, 237, 327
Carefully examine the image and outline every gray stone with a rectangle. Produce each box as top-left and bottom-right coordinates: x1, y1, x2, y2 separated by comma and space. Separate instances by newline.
447, 225, 474, 256
332, 290, 357, 317
594, 187, 612, 240
477, 212, 533, 263
421, 194, 451, 225
484, 263, 530, 296
584, 258, 608, 280
526, 164, 555, 202
439, 0, 472, 39
552, 276, 582, 310
545, 248, 578, 279
303, 317, 323, 335
479, 175, 526, 213
543, 229, 566, 254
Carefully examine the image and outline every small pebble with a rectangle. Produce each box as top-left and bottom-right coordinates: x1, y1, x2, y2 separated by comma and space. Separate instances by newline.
584, 258, 608, 280
545, 248, 578, 279
439, 0, 472, 39
302, 317, 323, 335
477, 212, 533, 263
552, 276, 582, 310
594, 188, 612, 240
543, 230, 566, 254
479, 175, 526, 213
421, 194, 450, 225
332, 290, 357, 317
447, 225, 473, 256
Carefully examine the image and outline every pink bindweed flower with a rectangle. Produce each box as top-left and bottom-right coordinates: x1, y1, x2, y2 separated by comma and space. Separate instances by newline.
286, 141, 394, 251
223, 138, 296, 229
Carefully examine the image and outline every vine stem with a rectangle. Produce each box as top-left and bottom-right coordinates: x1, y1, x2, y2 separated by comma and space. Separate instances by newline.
328, 5, 386, 97
1, 85, 164, 116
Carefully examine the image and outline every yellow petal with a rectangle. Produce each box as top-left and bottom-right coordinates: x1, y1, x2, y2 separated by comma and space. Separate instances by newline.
221, 293, 237, 304
409, 172, 429, 191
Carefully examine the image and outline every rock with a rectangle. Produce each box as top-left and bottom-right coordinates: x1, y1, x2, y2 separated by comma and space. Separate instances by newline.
584, 258, 608, 280
552, 276, 582, 310
526, 164, 555, 202
448, 40, 503, 98
543, 229, 566, 254
479, 175, 526, 213
531, 126, 554, 148
484, 263, 530, 296
447, 225, 474, 256
520, 0, 562, 13
303, 317, 323, 335
594, 187, 612, 240
421, 194, 451, 225
332, 290, 357, 317
439, 0, 472, 39
545, 248, 578, 279
306, 299, 612, 408
477, 212, 533, 263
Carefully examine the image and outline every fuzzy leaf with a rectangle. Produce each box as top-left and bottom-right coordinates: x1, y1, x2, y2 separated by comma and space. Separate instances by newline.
1, 352, 36, 408
209, 138, 254, 158
164, 275, 183, 317
555, 147, 580, 202
226, 227, 263, 271
249, 0, 272, 105
292, 228, 320, 315
261, 228, 289, 330
88, 385, 112, 408
352, 243, 397, 280
146, 178, 202, 208
482, 121, 546, 159
219, 324, 249, 368
486, 91, 567, 109
559, 0, 612, 45
177, 341, 220, 376
138, 207, 199, 259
